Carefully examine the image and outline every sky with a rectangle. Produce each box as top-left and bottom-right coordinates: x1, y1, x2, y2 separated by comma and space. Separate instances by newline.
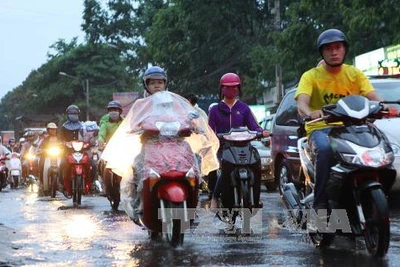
0, 0, 85, 99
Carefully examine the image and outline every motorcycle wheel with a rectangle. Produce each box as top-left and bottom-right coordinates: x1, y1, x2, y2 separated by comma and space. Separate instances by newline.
72, 175, 83, 206
309, 230, 335, 248
109, 181, 120, 211
164, 201, 184, 247
278, 159, 292, 196
241, 180, 250, 207
51, 172, 57, 198
362, 188, 390, 257
149, 231, 161, 241
13, 176, 19, 189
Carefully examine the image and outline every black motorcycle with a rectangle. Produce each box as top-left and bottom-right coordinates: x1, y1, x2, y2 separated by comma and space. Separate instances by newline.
0, 156, 9, 191
282, 95, 399, 257
216, 127, 263, 231
98, 158, 121, 211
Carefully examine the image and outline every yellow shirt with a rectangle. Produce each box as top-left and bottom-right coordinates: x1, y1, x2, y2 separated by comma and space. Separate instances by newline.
295, 64, 375, 135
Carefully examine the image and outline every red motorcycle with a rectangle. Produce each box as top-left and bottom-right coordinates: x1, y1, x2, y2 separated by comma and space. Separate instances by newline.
138, 114, 200, 247
64, 141, 91, 206
103, 91, 219, 246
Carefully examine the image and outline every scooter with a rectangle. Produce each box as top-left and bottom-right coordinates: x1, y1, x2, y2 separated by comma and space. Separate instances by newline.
41, 143, 62, 198
64, 140, 91, 206
215, 127, 263, 231
281, 95, 399, 257
0, 156, 8, 191
138, 114, 200, 247
8, 152, 22, 189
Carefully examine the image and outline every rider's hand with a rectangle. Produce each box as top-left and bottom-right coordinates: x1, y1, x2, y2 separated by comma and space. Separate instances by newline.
309, 110, 324, 120
383, 105, 399, 117
262, 130, 270, 137
98, 141, 105, 150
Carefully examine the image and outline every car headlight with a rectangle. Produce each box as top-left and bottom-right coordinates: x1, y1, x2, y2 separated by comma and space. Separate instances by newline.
341, 141, 394, 167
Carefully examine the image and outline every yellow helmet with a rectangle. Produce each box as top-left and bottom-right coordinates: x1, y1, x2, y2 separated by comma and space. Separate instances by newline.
46, 122, 58, 129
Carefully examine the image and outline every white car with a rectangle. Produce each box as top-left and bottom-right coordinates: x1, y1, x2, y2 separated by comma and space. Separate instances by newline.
370, 77, 400, 190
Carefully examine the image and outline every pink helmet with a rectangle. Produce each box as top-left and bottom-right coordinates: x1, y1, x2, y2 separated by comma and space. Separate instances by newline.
220, 73, 241, 87
219, 73, 242, 99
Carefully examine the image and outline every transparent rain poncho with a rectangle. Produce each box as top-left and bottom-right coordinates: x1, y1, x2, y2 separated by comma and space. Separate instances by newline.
101, 91, 220, 219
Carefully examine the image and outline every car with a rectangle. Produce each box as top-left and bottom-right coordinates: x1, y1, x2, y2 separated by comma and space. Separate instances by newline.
251, 115, 275, 191
270, 75, 400, 195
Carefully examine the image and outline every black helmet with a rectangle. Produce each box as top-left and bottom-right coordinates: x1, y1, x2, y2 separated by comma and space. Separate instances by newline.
66, 104, 80, 114
107, 100, 122, 110
317, 29, 348, 54
142, 66, 168, 93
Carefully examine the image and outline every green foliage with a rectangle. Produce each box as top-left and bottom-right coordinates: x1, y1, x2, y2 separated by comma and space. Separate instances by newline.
2, 0, 400, 131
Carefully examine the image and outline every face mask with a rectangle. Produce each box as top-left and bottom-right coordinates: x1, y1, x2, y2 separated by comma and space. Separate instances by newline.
67, 114, 79, 122
222, 87, 239, 99
109, 111, 120, 121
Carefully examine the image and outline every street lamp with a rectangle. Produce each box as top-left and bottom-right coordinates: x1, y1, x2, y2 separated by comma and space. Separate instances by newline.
59, 72, 90, 121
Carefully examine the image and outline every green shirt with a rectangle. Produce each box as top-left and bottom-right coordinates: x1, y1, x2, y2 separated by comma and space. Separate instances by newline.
98, 115, 123, 143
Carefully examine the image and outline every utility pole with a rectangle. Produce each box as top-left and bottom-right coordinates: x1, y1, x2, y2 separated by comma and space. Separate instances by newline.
59, 72, 90, 121
85, 79, 90, 121
271, 0, 282, 104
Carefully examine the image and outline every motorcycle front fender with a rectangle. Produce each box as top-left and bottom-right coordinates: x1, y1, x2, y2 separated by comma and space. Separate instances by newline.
357, 180, 382, 193
157, 182, 187, 202
74, 165, 83, 175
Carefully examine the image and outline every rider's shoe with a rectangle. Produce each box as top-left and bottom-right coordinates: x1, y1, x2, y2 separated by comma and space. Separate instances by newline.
133, 218, 143, 227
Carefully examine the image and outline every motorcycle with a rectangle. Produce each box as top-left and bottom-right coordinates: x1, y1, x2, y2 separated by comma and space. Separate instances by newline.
102, 91, 219, 247
90, 146, 101, 193
215, 127, 263, 231
104, 167, 121, 211
41, 143, 62, 198
96, 145, 121, 210
137, 115, 200, 247
65, 140, 91, 206
0, 156, 8, 191
8, 152, 22, 189
282, 95, 399, 257
24, 150, 38, 191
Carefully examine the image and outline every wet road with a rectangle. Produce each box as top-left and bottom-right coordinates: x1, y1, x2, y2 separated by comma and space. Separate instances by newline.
1, 185, 400, 266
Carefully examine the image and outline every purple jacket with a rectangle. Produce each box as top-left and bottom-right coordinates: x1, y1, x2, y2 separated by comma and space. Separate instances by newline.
208, 100, 263, 134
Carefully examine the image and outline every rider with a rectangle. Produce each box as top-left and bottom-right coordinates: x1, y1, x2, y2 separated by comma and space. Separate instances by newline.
185, 93, 208, 121
295, 29, 387, 211
208, 72, 269, 208
58, 104, 86, 193
20, 131, 36, 179
98, 100, 124, 197
102, 66, 219, 224
6, 138, 20, 153
37, 122, 60, 195
98, 100, 124, 149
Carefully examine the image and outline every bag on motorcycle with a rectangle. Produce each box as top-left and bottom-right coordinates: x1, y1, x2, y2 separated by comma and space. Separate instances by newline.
325, 172, 345, 201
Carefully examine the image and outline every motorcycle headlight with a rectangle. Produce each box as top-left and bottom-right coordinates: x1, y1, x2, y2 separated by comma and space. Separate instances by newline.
26, 152, 35, 160
341, 142, 394, 167
48, 147, 61, 157
390, 143, 400, 157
